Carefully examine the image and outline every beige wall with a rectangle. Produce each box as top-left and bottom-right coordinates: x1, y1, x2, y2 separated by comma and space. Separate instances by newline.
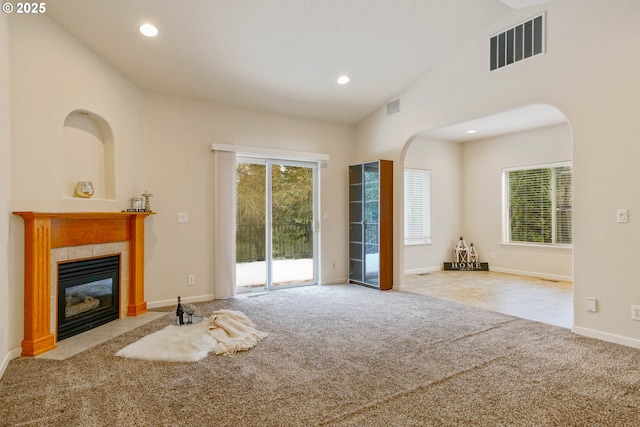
356, 1, 640, 347
141, 92, 353, 306
403, 124, 572, 280
0, 13, 12, 374
4, 14, 354, 363
4, 0, 640, 370
7, 15, 144, 361
461, 123, 572, 280
9, 15, 144, 213
403, 137, 462, 273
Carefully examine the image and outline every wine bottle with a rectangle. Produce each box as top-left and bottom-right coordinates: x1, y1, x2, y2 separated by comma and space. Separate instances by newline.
176, 296, 184, 325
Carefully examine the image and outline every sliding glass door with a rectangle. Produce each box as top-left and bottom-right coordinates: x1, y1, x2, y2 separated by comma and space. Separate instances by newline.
236, 160, 268, 290
236, 157, 317, 291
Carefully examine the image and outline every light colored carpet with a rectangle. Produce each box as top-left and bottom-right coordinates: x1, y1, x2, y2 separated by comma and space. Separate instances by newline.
2, 284, 640, 426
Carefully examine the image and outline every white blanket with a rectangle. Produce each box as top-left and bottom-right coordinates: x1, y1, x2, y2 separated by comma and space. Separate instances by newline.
207, 309, 268, 355
115, 310, 267, 362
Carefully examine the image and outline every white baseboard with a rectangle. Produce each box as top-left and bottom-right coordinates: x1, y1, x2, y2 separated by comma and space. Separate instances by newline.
405, 265, 572, 283
321, 278, 349, 285
0, 347, 22, 379
489, 267, 572, 282
404, 266, 442, 275
147, 294, 215, 309
572, 326, 640, 349
148, 281, 352, 309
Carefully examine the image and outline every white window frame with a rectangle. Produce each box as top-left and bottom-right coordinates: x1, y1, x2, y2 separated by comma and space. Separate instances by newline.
404, 168, 431, 245
502, 161, 572, 247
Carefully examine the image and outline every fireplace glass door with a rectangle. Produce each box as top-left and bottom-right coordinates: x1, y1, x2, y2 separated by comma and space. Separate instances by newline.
57, 255, 120, 340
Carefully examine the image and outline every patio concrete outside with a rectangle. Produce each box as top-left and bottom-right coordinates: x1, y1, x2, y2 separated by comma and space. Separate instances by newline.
236, 258, 314, 287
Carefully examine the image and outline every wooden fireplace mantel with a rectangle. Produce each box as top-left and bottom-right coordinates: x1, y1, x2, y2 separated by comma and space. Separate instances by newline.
13, 211, 154, 356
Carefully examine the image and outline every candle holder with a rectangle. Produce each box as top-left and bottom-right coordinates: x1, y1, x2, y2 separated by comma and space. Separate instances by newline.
142, 191, 153, 212
131, 197, 143, 211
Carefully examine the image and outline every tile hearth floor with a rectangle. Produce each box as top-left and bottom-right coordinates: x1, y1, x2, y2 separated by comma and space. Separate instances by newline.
36, 311, 168, 360
402, 270, 573, 329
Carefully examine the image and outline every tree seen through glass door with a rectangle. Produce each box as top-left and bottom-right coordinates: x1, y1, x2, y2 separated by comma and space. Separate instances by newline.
236, 161, 314, 290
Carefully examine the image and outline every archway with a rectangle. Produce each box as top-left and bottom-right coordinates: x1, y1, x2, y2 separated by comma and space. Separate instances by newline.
399, 103, 573, 327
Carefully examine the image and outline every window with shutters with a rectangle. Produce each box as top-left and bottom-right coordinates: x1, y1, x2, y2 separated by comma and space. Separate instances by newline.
404, 168, 431, 244
502, 163, 572, 246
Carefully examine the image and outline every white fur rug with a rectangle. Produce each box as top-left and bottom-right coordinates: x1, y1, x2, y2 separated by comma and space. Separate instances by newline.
115, 310, 267, 362
115, 320, 218, 362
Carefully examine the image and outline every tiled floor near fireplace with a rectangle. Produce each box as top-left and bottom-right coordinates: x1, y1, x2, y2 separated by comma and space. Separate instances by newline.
36, 311, 168, 360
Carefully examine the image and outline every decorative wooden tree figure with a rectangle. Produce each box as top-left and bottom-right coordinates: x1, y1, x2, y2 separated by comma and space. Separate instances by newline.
468, 243, 478, 263
454, 237, 469, 263
445, 237, 488, 271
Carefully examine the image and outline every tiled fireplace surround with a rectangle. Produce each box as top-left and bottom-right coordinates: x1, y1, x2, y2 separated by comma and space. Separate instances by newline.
51, 241, 130, 338
14, 212, 152, 357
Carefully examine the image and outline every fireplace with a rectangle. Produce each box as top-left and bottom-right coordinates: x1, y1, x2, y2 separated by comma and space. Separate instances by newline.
57, 255, 120, 340
13, 211, 153, 357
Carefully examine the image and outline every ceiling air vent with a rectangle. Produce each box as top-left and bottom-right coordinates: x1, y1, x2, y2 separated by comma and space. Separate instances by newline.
387, 99, 400, 116
490, 13, 544, 71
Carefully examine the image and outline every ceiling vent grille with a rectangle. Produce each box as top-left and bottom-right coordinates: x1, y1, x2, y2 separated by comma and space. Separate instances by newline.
387, 99, 400, 116
490, 13, 544, 71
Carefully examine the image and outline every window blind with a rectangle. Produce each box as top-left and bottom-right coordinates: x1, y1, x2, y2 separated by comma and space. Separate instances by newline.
502, 163, 572, 245
404, 168, 431, 244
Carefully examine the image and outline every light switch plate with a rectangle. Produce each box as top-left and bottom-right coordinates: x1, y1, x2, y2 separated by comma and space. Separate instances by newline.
177, 212, 189, 223
617, 209, 628, 223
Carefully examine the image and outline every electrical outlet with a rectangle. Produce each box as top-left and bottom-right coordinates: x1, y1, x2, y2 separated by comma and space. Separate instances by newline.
187, 275, 195, 286
490, 252, 496, 260
177, 212, 189, 223
586, 297, 597, 312
632, 305, 640, 321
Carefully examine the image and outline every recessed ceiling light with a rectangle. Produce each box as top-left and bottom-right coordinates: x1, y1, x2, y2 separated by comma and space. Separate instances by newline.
466, 129, 477, 134
337, 75, 350, 85
139, 23, 159, 37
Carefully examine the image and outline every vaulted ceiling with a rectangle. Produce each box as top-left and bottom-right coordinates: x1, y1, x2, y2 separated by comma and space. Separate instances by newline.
45, 0, 558, 135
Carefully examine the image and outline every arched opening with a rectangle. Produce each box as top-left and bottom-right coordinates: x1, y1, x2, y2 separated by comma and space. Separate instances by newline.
400, 103, 573, 328
63, 109, 115, 199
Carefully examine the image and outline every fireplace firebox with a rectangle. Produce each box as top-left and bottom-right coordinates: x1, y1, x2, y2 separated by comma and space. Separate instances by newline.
57, 255, 120, 340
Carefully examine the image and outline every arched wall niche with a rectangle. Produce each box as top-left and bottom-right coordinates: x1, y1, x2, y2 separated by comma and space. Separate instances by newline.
63, 109, 115, 200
